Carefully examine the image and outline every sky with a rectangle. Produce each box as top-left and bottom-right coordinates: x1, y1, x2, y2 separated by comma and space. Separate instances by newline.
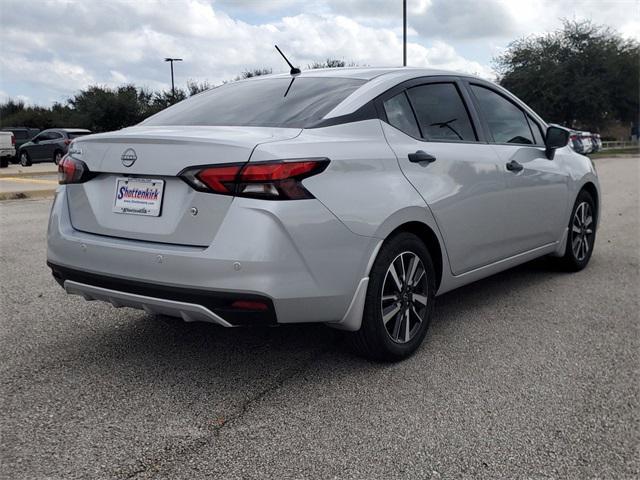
1, 0, 638, 106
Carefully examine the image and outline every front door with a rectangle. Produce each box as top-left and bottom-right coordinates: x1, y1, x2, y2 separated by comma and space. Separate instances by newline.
467, 84, 570, 256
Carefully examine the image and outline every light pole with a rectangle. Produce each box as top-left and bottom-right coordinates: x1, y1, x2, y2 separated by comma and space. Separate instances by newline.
403, 0, 407, 66
164, 58, 183, 97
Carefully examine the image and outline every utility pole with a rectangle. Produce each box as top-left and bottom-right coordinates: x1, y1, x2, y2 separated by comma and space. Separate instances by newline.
403, 0, 407, 66
164, 58, 183, 97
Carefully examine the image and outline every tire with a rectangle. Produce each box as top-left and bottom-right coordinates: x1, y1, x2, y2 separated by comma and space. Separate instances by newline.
53, 150, 63, 165
0, 156, 8, 168
19, 151, 32, 167
555, 190, 597, 271
347, 232, 436, 361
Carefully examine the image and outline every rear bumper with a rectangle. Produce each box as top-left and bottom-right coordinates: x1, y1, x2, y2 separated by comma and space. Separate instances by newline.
49, 263, 276, 326
47, 187, 378, 325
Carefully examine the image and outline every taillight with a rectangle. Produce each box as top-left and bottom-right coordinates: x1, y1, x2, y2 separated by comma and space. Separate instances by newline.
64, 139, 72, 146
180, 159, 329, 200
58, 155, 94, 185
11, 134, 15, 146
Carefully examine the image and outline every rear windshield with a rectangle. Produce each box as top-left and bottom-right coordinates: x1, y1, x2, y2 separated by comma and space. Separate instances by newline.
142, 77, 366, 128
68, 132, 90, 139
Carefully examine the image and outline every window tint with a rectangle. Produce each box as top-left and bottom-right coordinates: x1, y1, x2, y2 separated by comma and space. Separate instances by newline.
49, 132, 63, 140
35, 132, 53, 141
143, 77, 366, 128
470, 85, 534, 145
527, 115, 545, 145
383, 92, 420, 137
68, 132, 90, 139
406, 83, 476, 142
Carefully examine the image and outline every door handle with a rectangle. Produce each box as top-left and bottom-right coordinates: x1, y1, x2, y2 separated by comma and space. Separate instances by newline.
506, 160, 524, 172
408, 150, 436, 163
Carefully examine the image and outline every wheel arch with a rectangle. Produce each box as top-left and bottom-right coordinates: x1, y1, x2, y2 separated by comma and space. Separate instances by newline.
580, 181, 599, 221
384, 221, 444, 291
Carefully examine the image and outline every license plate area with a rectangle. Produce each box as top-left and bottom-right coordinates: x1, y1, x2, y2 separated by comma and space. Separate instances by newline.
113, 177, 165, 217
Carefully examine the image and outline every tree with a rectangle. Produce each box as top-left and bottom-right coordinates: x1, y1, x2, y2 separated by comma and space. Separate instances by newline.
494, 20, 639, 130
308, 59, 358, 69
234, 68, 272, 81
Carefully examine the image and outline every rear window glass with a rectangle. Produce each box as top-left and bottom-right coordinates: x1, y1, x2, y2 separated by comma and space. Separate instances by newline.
143, 77, 366, 128
13, 131, 29, 139
68, 132, 90, 139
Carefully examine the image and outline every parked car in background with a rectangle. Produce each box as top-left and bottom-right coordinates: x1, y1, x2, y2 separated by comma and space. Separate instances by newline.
1, 127, 40, 163
580, 131, 593, 154
592, 133, 602, 152
0, 131, 16, 168
569, 131, 585, 153
18, 128, 91, 166
48, 68, 600, 361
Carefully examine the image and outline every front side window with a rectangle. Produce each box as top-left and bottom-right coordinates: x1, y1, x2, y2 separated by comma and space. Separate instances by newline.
470, 85, 534, 145
143, 77, 366, 128
383, 92, 420, 138
406, 83, 477, 142
527, 115, 545, 145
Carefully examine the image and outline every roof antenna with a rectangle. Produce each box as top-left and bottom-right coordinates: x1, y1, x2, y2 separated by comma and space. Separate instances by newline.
275, 45, 301, 75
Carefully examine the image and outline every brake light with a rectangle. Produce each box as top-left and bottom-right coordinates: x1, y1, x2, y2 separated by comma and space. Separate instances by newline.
64, 139, 72, 145
58, 155, 94, 184
180, 159, 329, 200
11, 134, 15, 146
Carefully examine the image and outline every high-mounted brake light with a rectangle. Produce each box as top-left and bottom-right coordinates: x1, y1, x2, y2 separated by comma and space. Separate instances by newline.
58, 155, 94, 185
180, 159, 329, 200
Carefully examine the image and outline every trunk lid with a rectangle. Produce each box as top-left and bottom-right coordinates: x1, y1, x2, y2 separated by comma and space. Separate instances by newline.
66, 125, 301, 246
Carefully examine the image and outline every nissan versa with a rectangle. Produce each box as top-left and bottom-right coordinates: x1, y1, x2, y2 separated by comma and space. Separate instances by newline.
47, 68, 600, 361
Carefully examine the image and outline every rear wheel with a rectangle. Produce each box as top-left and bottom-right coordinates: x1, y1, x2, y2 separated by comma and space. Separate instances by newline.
555, 190, 597, 271
53, 150, 63, 165
19, 151, 32, 167
348, 232, 436, 361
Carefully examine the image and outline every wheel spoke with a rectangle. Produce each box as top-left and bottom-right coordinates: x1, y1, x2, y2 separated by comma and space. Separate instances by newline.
381, 294, 397, 302
388, 263, 403, 291
391, 311, 403, 340
572, 225, 581, 233
411, 305, 423, 323
404, 309, 411, 342
382, 303, 401, 325
406, 255, 419, 286
584, 215, 593, 227
399, 254, 407, 285
413, 293, 428, 306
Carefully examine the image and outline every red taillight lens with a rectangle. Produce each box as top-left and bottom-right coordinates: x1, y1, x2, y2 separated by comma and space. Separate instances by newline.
180, 159, 329, 200
58, 155, 93, 185
64, 139, 72, 146
11, 134, 15, 146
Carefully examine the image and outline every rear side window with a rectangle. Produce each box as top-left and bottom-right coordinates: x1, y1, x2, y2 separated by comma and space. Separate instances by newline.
470, 85, 534, 145
383, 92, 420, 138
406, 83, 477, 142
143, 77, 366, 128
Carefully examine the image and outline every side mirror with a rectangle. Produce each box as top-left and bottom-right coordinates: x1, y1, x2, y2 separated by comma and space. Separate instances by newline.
545, 125, 570, 159
31, 137, 39, 143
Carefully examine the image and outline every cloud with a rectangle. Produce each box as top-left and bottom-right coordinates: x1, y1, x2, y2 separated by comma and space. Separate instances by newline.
0, 0, 635, 105
0, 0, 493, 105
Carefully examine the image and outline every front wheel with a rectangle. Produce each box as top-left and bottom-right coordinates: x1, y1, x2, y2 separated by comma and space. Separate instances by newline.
347, 232, 436, 361
555, 190, 597, 271
19, 152, 32, 167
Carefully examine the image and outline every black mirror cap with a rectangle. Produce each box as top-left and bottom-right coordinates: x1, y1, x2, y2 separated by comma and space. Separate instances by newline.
545, 125, 570, 159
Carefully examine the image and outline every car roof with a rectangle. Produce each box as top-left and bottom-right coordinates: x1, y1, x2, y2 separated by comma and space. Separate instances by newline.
41, 128, 92, 133
265, 66, 468, 81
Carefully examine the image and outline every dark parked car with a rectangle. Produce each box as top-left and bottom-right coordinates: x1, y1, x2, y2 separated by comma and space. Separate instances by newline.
18, 128, 91, 166
1, 127, 40, 163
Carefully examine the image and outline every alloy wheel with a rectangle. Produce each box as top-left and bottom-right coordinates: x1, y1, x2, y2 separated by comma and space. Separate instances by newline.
571, 201, 594, 262
380, 251, 428, 344
54, 152, 62, 165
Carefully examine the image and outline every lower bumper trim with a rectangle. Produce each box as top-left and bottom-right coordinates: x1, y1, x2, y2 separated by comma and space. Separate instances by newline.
64, 280, 234, 326
48, 262, 278, 326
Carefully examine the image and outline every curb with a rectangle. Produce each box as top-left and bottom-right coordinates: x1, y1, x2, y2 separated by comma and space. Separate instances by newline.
0, 189, 56, 201
0, 169, 58, 179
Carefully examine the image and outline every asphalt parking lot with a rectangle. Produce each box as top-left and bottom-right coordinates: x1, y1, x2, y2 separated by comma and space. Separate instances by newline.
0, 156, 638, 479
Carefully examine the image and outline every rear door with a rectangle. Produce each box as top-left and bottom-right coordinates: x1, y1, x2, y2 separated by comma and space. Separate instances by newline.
466, 83, 570, 256
379, 77, 509, 276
